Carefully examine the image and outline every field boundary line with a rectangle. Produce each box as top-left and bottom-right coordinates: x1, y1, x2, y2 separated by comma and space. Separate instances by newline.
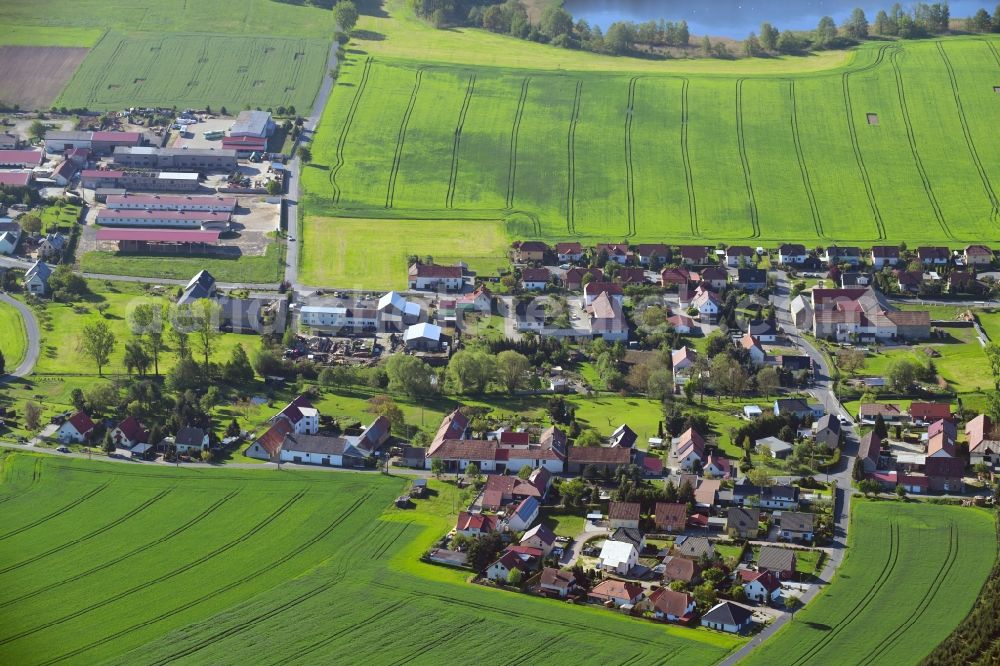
76, 493, 375, 666
0, 481, 110, 542
861, 521, 958, 665
446, 73, 476, 209
735, 78, 760, 238
936, 41, 999, 224
788, 80, 825, 239
624, 77, 638, 238
566, 80, 583, 235
0, 489, 242, 610
385, 67, 424, 209
0, 490, 308, 648
506, 77, 531, 209
790, 521, 899, 666
680, 78, 699, 237
0, 487, 171, 576
330, 56, 373, 205
890, 48, 954, 239
841, 44, 892, 240
388, 618, 485, 666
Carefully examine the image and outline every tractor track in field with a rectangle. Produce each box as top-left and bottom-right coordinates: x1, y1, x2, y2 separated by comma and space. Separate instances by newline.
790, 521, 900, 666
936, 41, 1000, 224
505, 77, 530, 209
679, 78, 698, 237
0, 487, 172, 576
42, 463, 264, 482
385, 67, 424, 209
446, 73, 476, 209
503, 636, 563, 665
372, 521, 411, 560
985, 39, 1000, 67
388, 619, 485, 666
0, 460, 44, 506
0, 489, 241, 610
566, 80, 582, 235
624, 76, 638, 238
841, 43, 893, 240
54, 493, 374, 666
788, 80, 825, 239
735, 78, 760, 238
890, 49, 954, 240
368, 580, 666, 647
330, 56, 372, 205
0, 481, 110, 542
620, 651, 647, 666
861, 522, 958, 665
0, 490, 307, 649
279, 603, 407, 665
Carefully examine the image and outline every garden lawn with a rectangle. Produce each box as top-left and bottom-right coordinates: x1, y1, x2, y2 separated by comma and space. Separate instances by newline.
861, 328, 993, 396
40, 203, 81, 232
79, 240, 283, 284
0, 454, 742, 663
540, 510, 585, 538
744, 500, 997, 666
0, 300, 27, 368
299, 217, 509, 290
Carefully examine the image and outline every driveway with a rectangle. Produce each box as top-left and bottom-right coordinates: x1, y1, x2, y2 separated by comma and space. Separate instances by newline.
0, 292, 40, 381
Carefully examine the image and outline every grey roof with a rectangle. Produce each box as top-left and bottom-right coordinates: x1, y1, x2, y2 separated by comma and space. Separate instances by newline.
815, 414, 840, 434
186, 269, 216, 292
282, 433, 371, 458
175, 426, 205, 447
774, 398, 811, 414
676, 536, 714, 559
747, 319, 777, 336
25, 260, 52, 282
757, 545, 796, 572
779, 511, 814, 533
610, 423, 637, 448
733, 483, 800, 503
702, 601, 753, 626
230, 110, 273, 137
611, 527, 643, 549
737, 268, 767, 284
726, 507, 760, 531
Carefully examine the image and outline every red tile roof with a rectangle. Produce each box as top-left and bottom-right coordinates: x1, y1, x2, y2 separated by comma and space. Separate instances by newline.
590, 579, 643, 602
909, 402, 952, 421
114, 416, 148, 444
255, 419, 293, 457
655, 502, 687, 530
410, 263, 462, 278
67, 411, 95, 435
0, 150, 43, 166
92, 131, 142, 143
649, 587, 693, 617
608, 501, 640, 522
456, 511, 497, 533
0, 172, 30, 187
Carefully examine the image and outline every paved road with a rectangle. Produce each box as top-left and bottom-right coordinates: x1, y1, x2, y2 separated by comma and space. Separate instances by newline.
0, 292, 40, 381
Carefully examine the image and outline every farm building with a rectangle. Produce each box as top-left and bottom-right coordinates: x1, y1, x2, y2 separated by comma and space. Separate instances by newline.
45, 130, 144, 155
106, 194, 237, 213
229, 110, 275, 138
0, 172, 31, 187
112, 146, 238, 171
82, 169, 201, 192
0, 133, 18, 149
221, 135, 267, 156
95, 228, 221, 254
95, 209, 231, 230
408, 263, 464, 291
0, 150, 43, 168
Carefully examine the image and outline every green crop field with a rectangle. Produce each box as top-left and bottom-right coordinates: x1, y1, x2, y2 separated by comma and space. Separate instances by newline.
303, 36, 1000, 248
0, 301, 27, 369
0, 454, 741, 663
745, 500, 997, 666
55, 32, 329, 111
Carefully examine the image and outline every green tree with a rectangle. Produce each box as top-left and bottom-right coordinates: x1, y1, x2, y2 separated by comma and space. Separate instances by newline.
448, 349, 496, 394
24, 400, 42, 431
575, 429, 604, 447
968, 8, 992, 32
748, 467, 773, 488
759, 22, 779, 50
886, 358, 918, 392
465, 462, 480, 481
28, 120, 46, 141
517, 465, 532, 480
19, 214, 41, 234
124, 339, 151, 377
756, 366, 780, 397
431, 457, 445, 478
79, 320, 116, 376
507, 567, 523, 586
0, 350, 4, 375
224, 343, 255, 384
386, 354, 435, 397
777, 30, 803, 53
366, 394, 404, 432
333, 0, 359, 33
297, 146, 312, 163
815, 15, 838, 47
496, 350, 530, 394
185, 299, 223, 368
700, 35, 712, 56
994, 3, 1000, 31
540, 5, 573, 39
843, 7, 870, 39
743, 32, 762, 57
858, 478, 882, 496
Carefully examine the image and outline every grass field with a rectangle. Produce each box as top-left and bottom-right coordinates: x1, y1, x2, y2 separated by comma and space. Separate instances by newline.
300, 216, 510, 289
304, 36, 1000, 246
0, 301, 27, 369
0, 453, 741, 663
80, 239, 284, 284
55, 32, 329, 111
745, 500, 997, 666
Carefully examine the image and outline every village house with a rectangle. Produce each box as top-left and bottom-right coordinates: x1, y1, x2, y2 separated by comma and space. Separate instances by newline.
909, 402, 952, 425
539, 567, 577, 597
595, 243, 630, 264
57, 411, 95, 444
485, 550, 532, 581
587, 291, 629, 342
654, 502, 688, 533
504, 496, 540, 532
426, 410, 567, 474
668, 313, 696, 334
609, 424, 638, 449
633, 243, 670, 266
555, 242, 584, 263
672, 428, 706, 471
520, 267, 550, 291
894, 269, 924, 294
110, 416, 149, 450
174, 426, 209, 455
404, 322, 443, 351
741, 570, 782, 604
812, 414, 841, 450
777, 243, 808, 265
589, 579, 643, 607
660, 266, 691, 289
870, 245, 901, 268
648, 587, 695, 622
596, 540, 639, 576
917, 246, 950, 266
691, 289, 721, 322
757, 545, 797, 579
858, 402, 905, 425
736, 268, 767, 291
271, 396, 320, 435
615, 266, 646, 286
408, 263, 464, 292
694, 266, 728, 292
778, 511, 815, 542
679, 245, 708, 265
704, 454, 731, 479
967, 414, 1000, 467
724, 245, 754, 267
0, 225, 20, 255
822, 245, 862, 266
520, 524, 556, 556
812, 287, 930, 342
662, 556, 698, 584
512, 240, 548, 263
726, 507, 760, 539
740, 333, 767, 365
612, 526, 645, 552
755, 435, 793, 459
583, 281, 623, 305
456, 511, 498, 538
701, 601, 754, 634
563, 266, 602, 291
732, 483, 800, 510
607, 501, 641, 530
566, 445, 632, 476
24, 260, 52, 296
671, 346, 698, 386
773, 398, 813, 421
964, 244, 993, 266
858, 431, 883, 472
675, 536, 715, 560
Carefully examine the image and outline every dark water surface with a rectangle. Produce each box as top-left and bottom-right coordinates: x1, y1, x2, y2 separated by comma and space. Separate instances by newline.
562, 0, 984, 37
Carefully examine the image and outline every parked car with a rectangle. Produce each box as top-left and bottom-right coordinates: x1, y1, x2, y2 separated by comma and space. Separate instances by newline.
56, 446, 70, 453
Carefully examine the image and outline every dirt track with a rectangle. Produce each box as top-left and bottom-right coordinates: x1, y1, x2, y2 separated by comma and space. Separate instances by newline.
0, 46, 89, 111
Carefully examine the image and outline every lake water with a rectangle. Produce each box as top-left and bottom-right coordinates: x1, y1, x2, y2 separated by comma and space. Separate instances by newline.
561, 0, 984, 38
